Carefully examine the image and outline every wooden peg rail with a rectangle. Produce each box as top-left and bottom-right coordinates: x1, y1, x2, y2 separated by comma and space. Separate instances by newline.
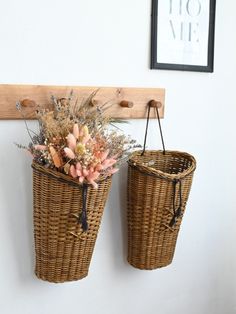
0, 84, 165, 120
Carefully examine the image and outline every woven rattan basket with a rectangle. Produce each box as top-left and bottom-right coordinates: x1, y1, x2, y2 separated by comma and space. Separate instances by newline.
127, 150, 196, 269
32, 162, 112, 283
127, 102, 196, 270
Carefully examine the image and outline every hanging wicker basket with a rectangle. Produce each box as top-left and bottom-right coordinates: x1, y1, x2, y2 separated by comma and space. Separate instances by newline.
127, 103, 196, 270
32, 162, 112, 283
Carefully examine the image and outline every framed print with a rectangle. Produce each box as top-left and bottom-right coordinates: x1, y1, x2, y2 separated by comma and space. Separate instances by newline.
151, 0, 216, 72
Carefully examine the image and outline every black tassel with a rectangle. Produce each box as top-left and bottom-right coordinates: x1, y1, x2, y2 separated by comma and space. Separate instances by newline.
169, 179, 182, 227
176, 207, 182, 218
169, 208, 182, 228
169, 216, 176, 228
80, 210, 88, 232
79, 184, 88, 232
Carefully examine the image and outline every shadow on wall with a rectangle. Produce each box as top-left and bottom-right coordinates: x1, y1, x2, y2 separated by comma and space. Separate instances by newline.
106, 163, 130, 270
3, 156, 35, 284
119, 164, 129, 266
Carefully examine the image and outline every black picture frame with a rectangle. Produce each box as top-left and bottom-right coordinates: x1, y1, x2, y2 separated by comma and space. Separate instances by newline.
151, 0, 216, 72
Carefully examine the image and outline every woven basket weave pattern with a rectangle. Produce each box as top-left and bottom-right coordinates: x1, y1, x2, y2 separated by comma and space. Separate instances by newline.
127, 150, 196, 270
32, 162, 111, 283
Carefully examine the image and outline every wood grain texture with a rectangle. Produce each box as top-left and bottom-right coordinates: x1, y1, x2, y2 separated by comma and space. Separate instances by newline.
0, 84, 165, 119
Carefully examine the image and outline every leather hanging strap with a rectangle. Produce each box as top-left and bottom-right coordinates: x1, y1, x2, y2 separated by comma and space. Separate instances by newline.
141, 101, 166, 156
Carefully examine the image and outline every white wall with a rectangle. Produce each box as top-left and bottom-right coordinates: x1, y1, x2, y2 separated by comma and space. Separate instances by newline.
0, 1, 236, 314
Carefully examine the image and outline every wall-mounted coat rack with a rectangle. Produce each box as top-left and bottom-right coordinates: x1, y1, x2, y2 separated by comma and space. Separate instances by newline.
0, 84, 165, 119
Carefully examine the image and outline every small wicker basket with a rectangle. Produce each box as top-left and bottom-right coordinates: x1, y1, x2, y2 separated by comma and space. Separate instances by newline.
32, 162, 112, 283
127, 103, 196, 270
127, 150, 196, 269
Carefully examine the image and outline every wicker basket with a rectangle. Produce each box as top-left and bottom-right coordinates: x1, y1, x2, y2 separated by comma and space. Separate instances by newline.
32, 162, 112, 283
127, 150, 196, 270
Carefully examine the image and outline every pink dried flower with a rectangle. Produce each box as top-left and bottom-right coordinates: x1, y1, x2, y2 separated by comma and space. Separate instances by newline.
102, 158, 117, 170
34, 145, 47, 150
82, 168, 89, 177
108, 168, 119, 175
75, 162, 88, 183
95, 163, 103, 171
70, 165, 77, 178
79, 176, 85, 183
64, 147, 75, 159
73, 123, 79, 139
76, 162, 82, 169
87, 169, 100, 189
68, 162, 101, 189
66, 133, 76, 150
100, 150, 109, 162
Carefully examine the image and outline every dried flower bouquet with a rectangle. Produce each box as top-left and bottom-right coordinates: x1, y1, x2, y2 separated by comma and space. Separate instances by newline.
17, 91, 139, 188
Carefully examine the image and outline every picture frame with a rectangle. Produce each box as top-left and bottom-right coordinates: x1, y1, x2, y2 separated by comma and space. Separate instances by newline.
151, 0, 216, 72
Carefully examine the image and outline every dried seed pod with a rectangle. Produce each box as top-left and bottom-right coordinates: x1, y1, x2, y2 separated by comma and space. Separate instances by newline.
49, 146, 62, 168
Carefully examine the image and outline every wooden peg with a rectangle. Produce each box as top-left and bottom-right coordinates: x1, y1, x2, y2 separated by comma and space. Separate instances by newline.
120, 100, 134, 108
148, 100, 162, 109
20, 98, 36, 108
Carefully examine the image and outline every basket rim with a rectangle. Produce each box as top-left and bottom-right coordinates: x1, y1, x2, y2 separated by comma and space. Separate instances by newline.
128, 150, 196, 181
31, 161, 112, 187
